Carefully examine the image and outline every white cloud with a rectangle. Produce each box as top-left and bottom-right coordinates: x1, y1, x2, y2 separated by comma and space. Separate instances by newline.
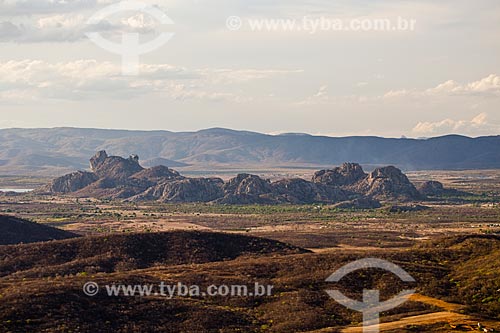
205, 69, 303, 84
471, 112, 488, 126
120, 13, 158, 31
412, 112, 499, 136
0, 0, 116, 16
466, 74, 500, 95
297, 85, 329, 105
0, 12, 162, 43
384, 74, 500, 99
296, 74, 500, 105
425, 75, 500, 96
0, 59, 296, 103
314, 85, 328, 97
297, 85, 380, 106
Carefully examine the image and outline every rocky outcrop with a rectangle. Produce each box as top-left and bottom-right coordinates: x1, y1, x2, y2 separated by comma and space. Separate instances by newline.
416, 181, 468, 197
130, 165, 183, 182
37, 171, 98, 194
132, 178, 224, 203
75, 178, 148, 199
39, 151, 441, 205
215, 174, 274, 204
417, 181, 445, 196
312, 163, 367, 186
89, 150, 108, 171
272, 178, 347, 204
313, 163, 421, 201
352, 166, 421, 201
40, 152, 170, 198
89, 151, 143, 180
223, 174, 273, 196
218, 175, 348, 204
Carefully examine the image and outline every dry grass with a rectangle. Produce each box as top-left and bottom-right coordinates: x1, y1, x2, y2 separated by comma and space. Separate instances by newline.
0, 233, 499, 332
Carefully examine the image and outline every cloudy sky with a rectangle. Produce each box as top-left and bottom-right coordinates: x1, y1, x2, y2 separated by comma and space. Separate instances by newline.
0, 0, 499, 137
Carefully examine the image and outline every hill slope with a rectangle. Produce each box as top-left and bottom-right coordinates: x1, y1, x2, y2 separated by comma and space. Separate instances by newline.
0, 215, 79, 245
0, 128, 499, 175
0, 231, 308, 278
0, 234, 499, 332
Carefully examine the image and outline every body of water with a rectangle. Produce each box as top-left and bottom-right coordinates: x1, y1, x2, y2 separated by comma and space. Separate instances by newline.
0, 189, 33, 193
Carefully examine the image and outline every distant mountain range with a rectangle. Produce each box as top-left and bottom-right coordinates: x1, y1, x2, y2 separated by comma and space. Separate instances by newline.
0, 127, 499, 176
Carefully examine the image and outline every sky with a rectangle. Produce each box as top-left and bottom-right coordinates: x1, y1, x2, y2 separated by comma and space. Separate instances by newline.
0, 0, 499, 137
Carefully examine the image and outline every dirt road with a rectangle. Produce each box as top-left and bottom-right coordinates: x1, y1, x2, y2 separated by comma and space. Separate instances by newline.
306, 293, 497, 333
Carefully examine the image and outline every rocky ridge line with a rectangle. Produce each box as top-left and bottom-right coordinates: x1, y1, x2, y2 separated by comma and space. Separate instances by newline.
37, 151, 463, 206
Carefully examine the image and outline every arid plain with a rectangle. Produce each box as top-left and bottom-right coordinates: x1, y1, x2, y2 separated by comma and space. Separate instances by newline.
0, 169, 499, 332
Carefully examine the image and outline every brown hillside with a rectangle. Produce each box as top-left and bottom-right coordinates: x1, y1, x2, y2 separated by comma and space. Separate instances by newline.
0, 215, 78, 245
0, 231, 308, 278
1, 234, 499, 332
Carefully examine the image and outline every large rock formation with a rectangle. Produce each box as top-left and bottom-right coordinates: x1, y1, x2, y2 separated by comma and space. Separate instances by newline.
38, 151, 450, 205
131, 178, 224, 203
37, 152, 182, 199
89, 150, 108, 171
216, 174, 276, 204
352, 166, 422, 201
130, 165, 183, 183
312, 163, 422, 201
218, 175, 348, 204
223, 174, 273, 196
417, 180, 469, 197
417, 181, 445, 196
312, 163, 366, 186
74, 178, 148, 199
39, 171, 98, 194
89, 151, 143, 180
271, 178, 347, 204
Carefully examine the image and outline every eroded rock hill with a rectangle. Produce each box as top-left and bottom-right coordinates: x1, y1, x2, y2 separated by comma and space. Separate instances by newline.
416, 180, 470, 197
37, 151, 458, 205
312, 162, 367, 186
350, 166, 422, 201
